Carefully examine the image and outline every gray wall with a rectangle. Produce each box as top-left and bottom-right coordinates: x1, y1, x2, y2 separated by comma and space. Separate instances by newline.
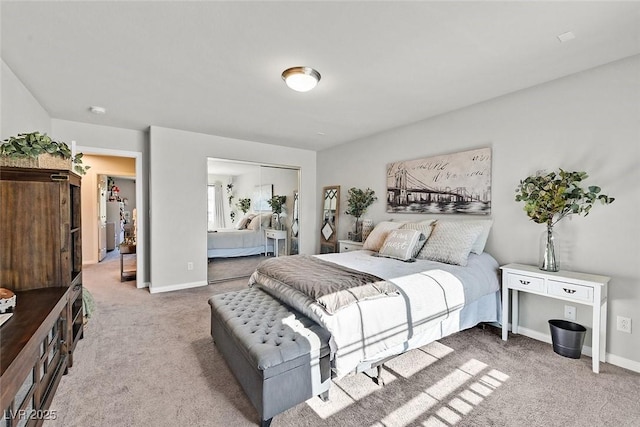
318, 55, 640, 368
1, 60, 51, 137
148, 125, 316, 292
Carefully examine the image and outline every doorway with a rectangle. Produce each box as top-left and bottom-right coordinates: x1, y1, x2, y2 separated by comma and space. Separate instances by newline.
77, 146, 145, 288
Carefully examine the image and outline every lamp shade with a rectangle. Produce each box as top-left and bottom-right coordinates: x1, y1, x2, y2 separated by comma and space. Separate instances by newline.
281, 67, 321, 92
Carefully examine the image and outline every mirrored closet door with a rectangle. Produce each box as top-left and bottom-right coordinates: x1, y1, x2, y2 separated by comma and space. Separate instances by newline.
206, 159, 300, 283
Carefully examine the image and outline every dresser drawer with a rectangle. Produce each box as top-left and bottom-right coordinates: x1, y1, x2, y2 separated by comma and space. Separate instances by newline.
547, 280, 593, 303
507, 273, 544, 293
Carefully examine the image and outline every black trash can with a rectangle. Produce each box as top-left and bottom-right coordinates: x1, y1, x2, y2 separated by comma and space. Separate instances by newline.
548, 319, 587, 359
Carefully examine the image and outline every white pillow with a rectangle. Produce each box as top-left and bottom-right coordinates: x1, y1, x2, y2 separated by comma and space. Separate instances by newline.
260, 212, 272, 227
468, 219, 493, 254
400, 220, 436, 257
378, 229, 424, 261
362, 221, 403, 251
417, 221, 484, 266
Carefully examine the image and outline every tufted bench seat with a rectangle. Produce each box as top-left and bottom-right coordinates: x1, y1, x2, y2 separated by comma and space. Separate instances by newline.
209, 287, 331, 427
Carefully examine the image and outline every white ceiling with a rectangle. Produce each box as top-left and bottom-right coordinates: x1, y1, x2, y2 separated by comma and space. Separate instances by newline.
2, 1, 639, 151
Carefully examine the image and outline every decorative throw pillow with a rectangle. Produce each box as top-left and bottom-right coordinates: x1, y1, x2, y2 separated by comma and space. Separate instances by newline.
235, 213, 256, 230
417, 221, 485, 266
378, 229, 423, 261
247, 214, 264, 231
435, 219, 493, 254
362, 221, 404, 252
400, 220, 436, 258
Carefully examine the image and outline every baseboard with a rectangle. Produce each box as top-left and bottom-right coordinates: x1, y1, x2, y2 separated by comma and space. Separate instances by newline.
515, 326, 640, 373
607, 353, 640, 373
137, 281, 150, 289
149, 280, 207, 294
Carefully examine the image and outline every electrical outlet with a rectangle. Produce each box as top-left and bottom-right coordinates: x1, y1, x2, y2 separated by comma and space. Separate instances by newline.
187, 262, 194, 271
617, 316, 632, 333
564, 305, 576, 321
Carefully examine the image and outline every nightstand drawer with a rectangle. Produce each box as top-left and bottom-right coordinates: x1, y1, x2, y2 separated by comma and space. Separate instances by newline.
339, 241, 363, 253
507, 273, 544, 293
265, 229, 286, 239
547, 280, 593, 303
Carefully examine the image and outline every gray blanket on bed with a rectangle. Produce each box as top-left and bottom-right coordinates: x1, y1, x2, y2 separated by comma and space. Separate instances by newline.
248, 255, 398, 314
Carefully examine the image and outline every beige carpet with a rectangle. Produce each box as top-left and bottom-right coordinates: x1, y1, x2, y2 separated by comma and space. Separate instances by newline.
45, 256, 640, 427
208, 254, 269, 283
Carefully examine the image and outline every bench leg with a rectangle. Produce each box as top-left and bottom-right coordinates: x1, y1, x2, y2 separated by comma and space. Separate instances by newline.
261, 418, 272, 427
376, 365, 385, 386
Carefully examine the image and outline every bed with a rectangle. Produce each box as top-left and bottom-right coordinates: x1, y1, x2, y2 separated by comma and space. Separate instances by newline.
248, 219, 501, 379
208, 213, 273, 258
207, 229, 273, 258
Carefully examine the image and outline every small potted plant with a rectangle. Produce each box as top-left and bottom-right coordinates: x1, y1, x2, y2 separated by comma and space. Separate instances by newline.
344, 187, 377, 242
515, 169, 614, 271
0, 131, 90, 175
267, 195, 287, 230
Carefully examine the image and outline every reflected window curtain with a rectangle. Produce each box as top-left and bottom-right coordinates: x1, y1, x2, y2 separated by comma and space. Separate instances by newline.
208, 184, 226, 230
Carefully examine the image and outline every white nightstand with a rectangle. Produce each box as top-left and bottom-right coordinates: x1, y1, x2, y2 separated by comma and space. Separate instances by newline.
500, 263, 610, 373
265, 228, 287, 257
338, 239, 364, 253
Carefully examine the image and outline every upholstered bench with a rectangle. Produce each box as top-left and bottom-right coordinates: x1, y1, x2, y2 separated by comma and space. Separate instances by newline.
209, 287, 331, 427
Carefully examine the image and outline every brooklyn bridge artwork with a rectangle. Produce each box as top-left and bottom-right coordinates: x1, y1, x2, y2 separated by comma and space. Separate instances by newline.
387, 147, 491, 215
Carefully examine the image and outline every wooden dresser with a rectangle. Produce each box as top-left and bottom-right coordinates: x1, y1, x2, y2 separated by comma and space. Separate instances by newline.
0, 167, 84, 425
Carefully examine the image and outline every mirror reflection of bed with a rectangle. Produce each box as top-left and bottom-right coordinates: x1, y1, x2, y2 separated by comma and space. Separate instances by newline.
207, 158, 300, 283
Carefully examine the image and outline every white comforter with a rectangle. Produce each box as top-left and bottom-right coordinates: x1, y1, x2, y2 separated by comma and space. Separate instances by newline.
252, 250, 500, 378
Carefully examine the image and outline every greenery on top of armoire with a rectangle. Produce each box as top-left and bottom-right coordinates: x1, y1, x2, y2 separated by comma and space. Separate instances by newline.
1, 131, 90, 174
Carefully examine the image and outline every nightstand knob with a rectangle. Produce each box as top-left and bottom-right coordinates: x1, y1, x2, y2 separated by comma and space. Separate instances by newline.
563, 288, 576, 294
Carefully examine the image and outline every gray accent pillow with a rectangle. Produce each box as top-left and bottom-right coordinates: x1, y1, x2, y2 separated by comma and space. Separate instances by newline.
378, 229, 423, 261
247, 213, 271, 230
431, 219, 493, 254
400, 220, 436, 258
235, 213, 256, 230
417, 221, 484, 266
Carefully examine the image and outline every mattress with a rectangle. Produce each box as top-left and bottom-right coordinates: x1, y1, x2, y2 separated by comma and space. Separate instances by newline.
207, 229, 273, 258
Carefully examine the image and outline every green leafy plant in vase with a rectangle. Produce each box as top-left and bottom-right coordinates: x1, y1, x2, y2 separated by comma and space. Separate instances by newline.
267, 195, 287, 230
515, 169, 614, 271
0, 131, 90, 175
344, 187, 377, 242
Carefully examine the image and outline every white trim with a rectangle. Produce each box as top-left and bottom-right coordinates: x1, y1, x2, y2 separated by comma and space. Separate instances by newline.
607, 353, 640, 374
515, 326, 640, 373
148, 280, 207, 294
76, 145, 147, 289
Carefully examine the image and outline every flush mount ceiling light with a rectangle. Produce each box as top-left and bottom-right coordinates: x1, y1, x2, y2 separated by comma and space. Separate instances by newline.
281, 66, 321, 92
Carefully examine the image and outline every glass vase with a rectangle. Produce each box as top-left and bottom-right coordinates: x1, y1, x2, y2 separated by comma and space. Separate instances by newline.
273, 214, 282, 230
539, 224, 559, 272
